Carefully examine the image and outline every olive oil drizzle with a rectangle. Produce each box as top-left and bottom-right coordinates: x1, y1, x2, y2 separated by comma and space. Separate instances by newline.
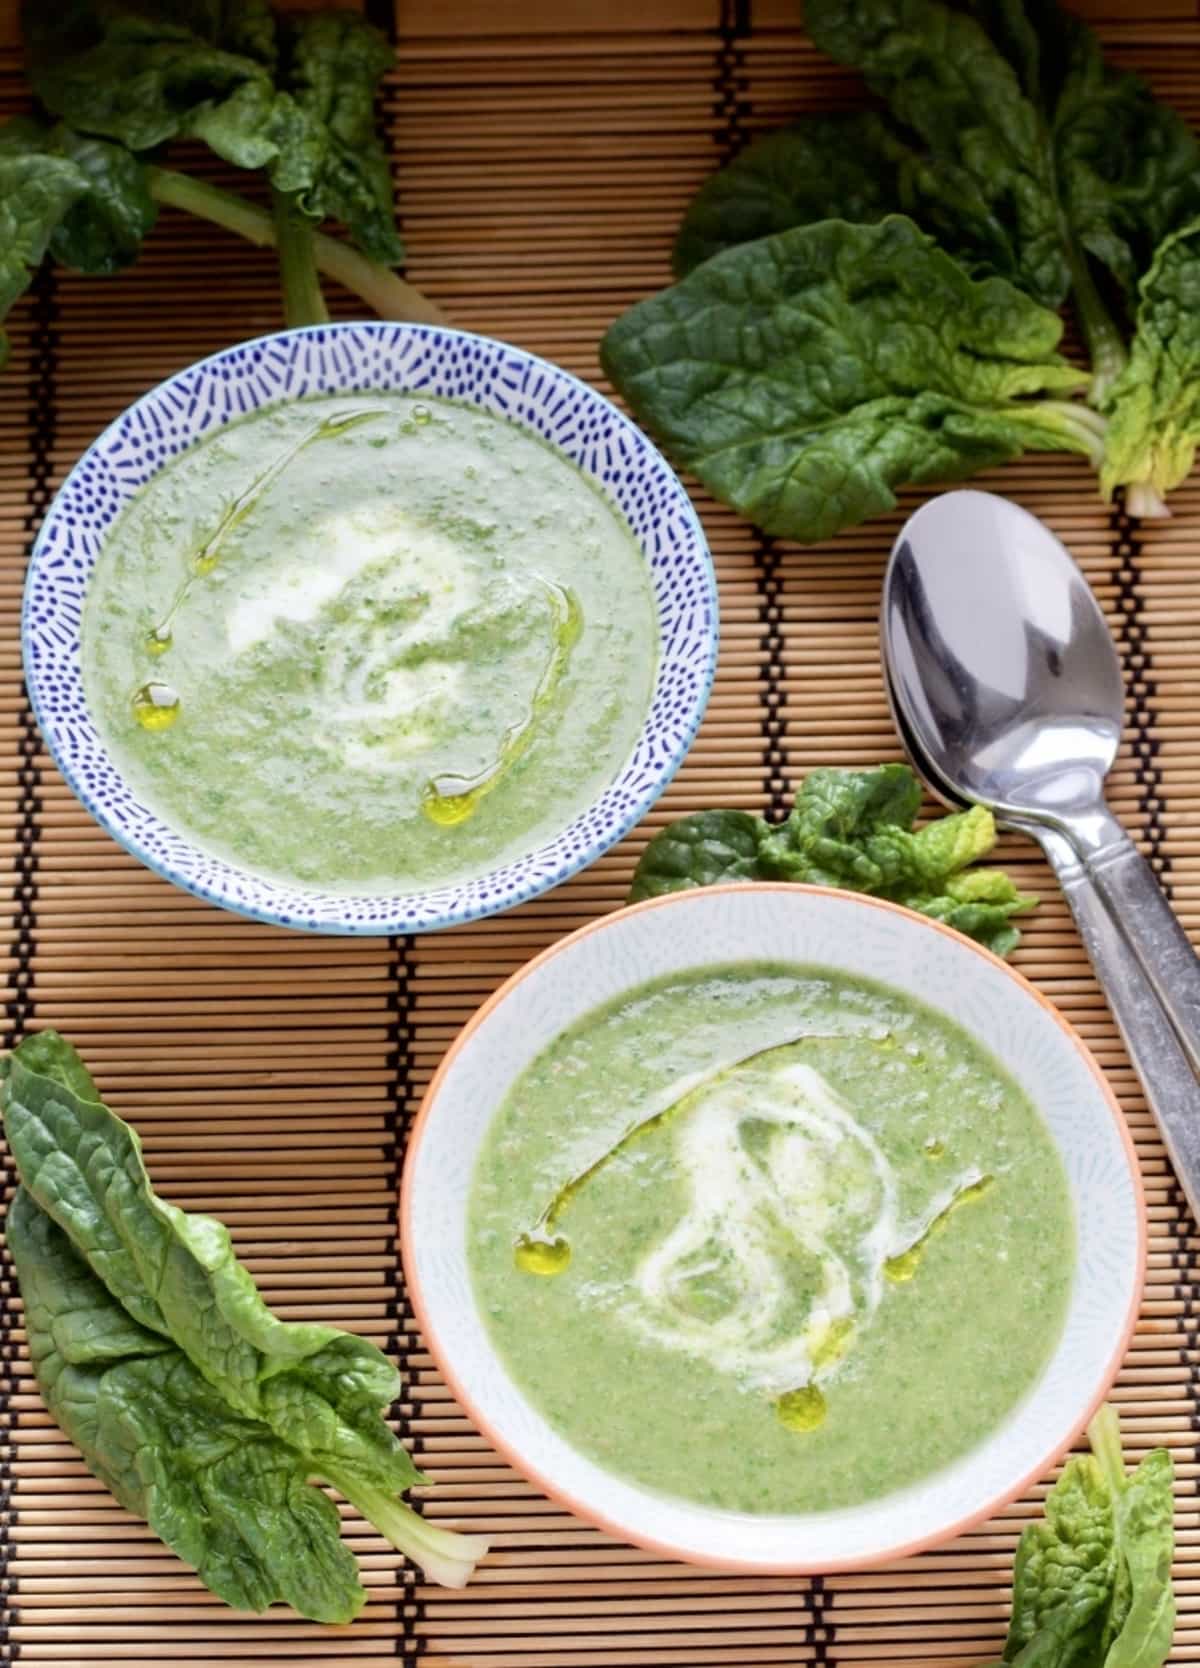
512, 1029, 875, 1275
512, 1026, 993, 1439
883, 1173, 992, 1284
422, 578, 582, 827
132, 408, 385, 723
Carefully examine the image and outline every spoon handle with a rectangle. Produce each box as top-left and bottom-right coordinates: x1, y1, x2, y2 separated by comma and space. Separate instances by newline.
1037, 826, 1200, 1223
1069, 812, 1200, 1084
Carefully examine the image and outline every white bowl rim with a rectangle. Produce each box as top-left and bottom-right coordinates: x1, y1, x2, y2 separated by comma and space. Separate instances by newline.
401, 882, 1146, 1573
22, 320, 718, 936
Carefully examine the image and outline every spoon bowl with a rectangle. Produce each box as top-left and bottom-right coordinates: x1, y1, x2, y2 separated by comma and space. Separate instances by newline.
883, 490, 1124, 828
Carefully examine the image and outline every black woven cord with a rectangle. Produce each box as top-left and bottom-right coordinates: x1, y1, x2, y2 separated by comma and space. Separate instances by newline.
388, 933, 422, 1666
365, 0, 396, 41
757, 534, 791, 823
1110, 499, 1199, 1485
810, 1573, 835, 1662
1110, 499, 1170, 890
1, 261, 55, 1664
716, 0, 751, 165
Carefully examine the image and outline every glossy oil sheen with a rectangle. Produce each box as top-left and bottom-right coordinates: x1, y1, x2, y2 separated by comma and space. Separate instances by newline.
82, 394, 658, 892
467, 962, 1074, 1514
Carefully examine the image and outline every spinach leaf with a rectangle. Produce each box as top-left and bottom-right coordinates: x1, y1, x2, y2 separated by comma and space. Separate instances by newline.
282, 12, 404, 266
1003, 1451, 1116, 1663
1089, 1406, 1177, 1668
1013, 1, 1200, 306
806, 0, 1068, 308
25, 0, 279, 155
0, 118, 156, 279
2, 1032, 488, 1602
1100, 219, 1200, 517
601, 216, 1098, 544
805, 0, 1200, 387
8, 1185, 369, 1622
23, 0, 403, 267
2, 1032, 398, 1410
629, 765, 1035, 956
1001, 1405, 1175, 1668
631, 809, 764, 895
0, 113, 155, 364
0, 142, 86, 367
674, 111, 1026, 286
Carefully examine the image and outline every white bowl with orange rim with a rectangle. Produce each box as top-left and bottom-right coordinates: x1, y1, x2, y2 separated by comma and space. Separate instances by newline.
402, 883, 1143, 1570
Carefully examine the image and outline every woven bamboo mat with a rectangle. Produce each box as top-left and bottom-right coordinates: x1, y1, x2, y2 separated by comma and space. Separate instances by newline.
2, 1, 1200, 1663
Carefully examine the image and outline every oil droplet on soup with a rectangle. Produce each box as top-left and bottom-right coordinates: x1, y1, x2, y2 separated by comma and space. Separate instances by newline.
132, 681, 181, 731
513, 1231, 571, 1276
776, 1385, 826, 1432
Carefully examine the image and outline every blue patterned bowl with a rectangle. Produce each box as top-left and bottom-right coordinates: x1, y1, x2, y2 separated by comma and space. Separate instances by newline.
23, 323, 717, 934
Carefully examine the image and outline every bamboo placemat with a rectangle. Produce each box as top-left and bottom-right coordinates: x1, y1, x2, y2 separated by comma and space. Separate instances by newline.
2, 1, 1199, 1663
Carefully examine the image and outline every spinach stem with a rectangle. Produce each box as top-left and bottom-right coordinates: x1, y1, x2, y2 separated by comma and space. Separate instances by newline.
324, 1467, 489, 1589
147, 167, 447, 326
1065, 243, 1128, 406
271, 188, 329, 328
1086, 1402, 1126, 1497
1127, 481, 1171, 520
1032, 399, 1108, 467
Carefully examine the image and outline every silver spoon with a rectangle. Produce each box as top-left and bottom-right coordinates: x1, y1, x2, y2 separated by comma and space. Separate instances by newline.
883, 487, 1200, 1220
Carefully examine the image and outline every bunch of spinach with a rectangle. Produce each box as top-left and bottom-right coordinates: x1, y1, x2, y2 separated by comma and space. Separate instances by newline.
602, 0, 1200, 538
1, 1030, 486, 1619
630, 763, 1035, 955
997, 1404, 1175, 1668
0, 0, 442, 368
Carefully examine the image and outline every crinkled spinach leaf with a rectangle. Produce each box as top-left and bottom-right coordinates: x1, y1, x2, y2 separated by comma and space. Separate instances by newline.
0, 144, 85, 366
805, 0, 1200, 380
806, 0, 1068, 308
23, 0, 403, 266
602, 215, 1097, 544
1003, 1449, 1116, 1663
0, 117, 156, 279
1000, 1405, 1175, 1668
283, 11, 403, 266
2, 1032, 487, 1605
25, 0, 279, 155
1100, 218, 1200, 513
629, 764, 1035, 956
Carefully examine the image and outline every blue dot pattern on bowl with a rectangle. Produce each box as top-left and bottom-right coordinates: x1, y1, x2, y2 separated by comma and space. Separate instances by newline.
23, 322, 718, 935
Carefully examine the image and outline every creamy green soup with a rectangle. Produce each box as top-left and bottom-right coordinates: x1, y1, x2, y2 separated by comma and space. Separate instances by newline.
82, 394, 658, 892
468, 962, 1074, 1513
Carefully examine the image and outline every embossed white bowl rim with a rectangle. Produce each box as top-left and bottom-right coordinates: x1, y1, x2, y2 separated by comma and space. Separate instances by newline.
402, 883, 1145, 1572
22, 321, 717, 934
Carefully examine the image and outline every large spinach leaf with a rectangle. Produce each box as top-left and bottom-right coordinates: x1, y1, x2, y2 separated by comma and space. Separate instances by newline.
629, 764, 1035, 956
807, 0, 1067, 308
1100, 219, 1200, 516
2, 1033, 487, 1607
805, 0, 1200, 387
9, 1187, 367, 1622
602, 215, 1098, 544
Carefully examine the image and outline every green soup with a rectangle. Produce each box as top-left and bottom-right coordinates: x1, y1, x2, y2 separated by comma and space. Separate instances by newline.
82, 394, 658, 892
468, 962, 1074, 1513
